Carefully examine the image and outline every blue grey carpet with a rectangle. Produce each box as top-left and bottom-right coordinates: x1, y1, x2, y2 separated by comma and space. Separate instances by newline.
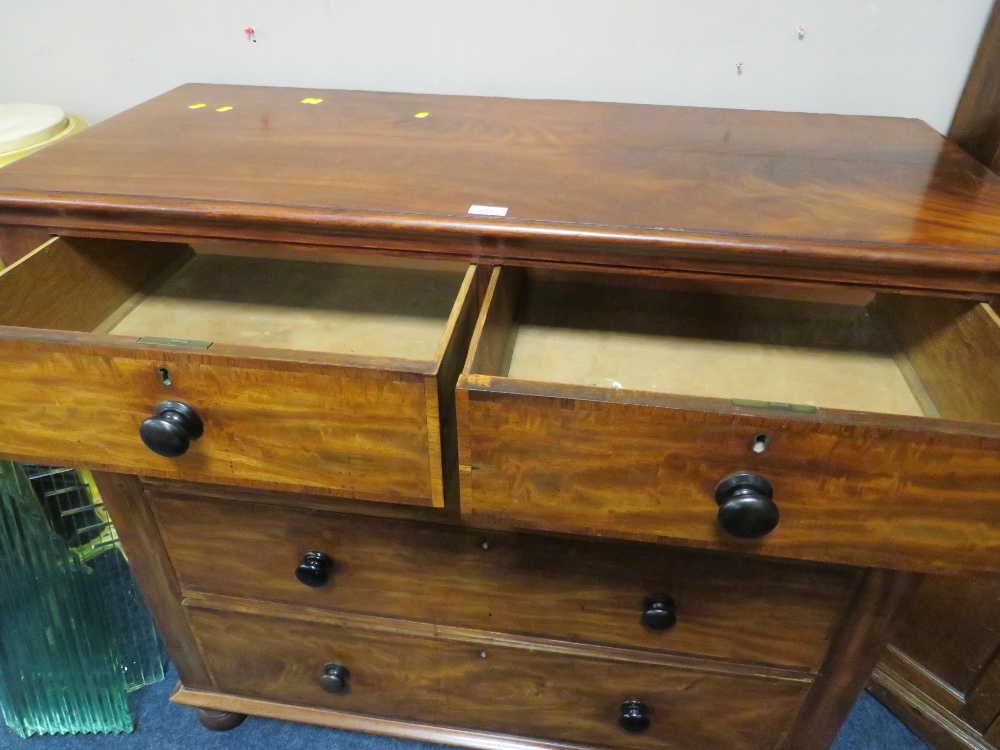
0, 665, 928, 750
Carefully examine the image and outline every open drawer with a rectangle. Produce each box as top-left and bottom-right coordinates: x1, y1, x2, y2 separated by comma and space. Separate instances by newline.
0, 237, 479, 506
457, 267, 1000, 573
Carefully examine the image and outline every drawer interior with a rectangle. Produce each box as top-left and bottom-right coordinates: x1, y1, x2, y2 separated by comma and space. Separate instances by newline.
0, 237, 471, 364
467, 268, 1000, 423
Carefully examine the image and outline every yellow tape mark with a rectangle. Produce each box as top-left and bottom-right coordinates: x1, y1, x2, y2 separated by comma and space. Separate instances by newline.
414, 112, 430, 118
216, 106, 233, 112
188, 103, 207, 109
301, 97, 324, 105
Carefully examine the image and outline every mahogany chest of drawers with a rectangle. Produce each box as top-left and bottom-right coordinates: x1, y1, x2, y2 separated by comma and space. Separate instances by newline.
2, 84, 1000, 750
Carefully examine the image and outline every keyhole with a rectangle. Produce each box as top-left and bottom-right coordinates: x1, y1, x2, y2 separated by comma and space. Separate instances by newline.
751, 434, 770, 454
158, 367, 173, 386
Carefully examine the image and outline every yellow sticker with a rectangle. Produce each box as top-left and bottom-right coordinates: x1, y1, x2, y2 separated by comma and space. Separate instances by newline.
216, 106, 233, 112
301, 97, 323, 105
414, 112, 430, 118
188, 103, 207, 109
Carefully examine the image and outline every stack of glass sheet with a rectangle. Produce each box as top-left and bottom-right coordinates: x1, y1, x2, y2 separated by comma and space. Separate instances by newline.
0, 461, 166, 736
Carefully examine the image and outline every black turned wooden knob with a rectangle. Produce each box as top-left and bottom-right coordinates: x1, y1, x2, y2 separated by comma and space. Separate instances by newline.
139, 401, 204, 458
641, 595, 677, 631
619, 700, 650, 733
715, 472, 779, 538
296, 551, 334, 588
319, 663, 350, 694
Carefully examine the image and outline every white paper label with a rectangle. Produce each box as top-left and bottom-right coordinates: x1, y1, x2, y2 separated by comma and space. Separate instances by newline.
468, 204, 508, 217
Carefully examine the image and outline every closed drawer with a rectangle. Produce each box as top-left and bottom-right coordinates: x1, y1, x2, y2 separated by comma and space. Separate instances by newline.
187, 603, 809, 750
150, 490, 852, 671
0, 237, 478, 505
457, 268, 1000, 574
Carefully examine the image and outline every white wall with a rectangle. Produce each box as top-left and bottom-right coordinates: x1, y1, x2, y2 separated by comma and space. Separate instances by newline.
0, 1, 994, 133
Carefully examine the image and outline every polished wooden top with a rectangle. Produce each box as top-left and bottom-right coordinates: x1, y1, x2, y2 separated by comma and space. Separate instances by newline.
2, 83, 1000, 293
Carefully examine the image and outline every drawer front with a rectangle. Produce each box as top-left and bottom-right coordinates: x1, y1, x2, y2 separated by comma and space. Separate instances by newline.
457, 384, 1000, 574
188, 604, 809, 750
0, 344, 437, 504
151, 492, 853, 671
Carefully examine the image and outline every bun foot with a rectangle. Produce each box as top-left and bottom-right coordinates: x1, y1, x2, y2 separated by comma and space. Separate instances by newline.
197, 708, 247, 731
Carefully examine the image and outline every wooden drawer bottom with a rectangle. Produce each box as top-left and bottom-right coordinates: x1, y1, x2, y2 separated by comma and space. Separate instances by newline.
187, 603, 810, 750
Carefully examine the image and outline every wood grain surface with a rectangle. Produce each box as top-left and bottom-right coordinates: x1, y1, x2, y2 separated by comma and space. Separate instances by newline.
784, 569, 919, 750
0, 341, 438, 503
0, 224, 50, 267
873, 577, 1000, 748
141, 477, 462, 523
875, 296, 1000, 425
870, 650, 998, 750
6, 81, 999, 750
2, 85, 1000, 294
186, 603, 809, 750
149, 492, 853, 671
0, 238, 481, 504
457, 269, 1000, 575
426, 265, 481, 511
465, 265, 521, 377
0, 236, 191, 331
172, 683, 630, 750
458, 382, 1000, 574
891, 576, 1000, 711
876, 644, 968, 720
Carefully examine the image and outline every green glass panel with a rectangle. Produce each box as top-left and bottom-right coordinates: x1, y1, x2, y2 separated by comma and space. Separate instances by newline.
24, 466, 167, 693
0, 462, 146, 737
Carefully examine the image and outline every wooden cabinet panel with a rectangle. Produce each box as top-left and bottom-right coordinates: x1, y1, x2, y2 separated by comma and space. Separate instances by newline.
871, 575, 1000, 750
893, 577, 1000, 698
4, 84, 1000, 294
150, 492, 854, 671
187, 603, 810, 750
